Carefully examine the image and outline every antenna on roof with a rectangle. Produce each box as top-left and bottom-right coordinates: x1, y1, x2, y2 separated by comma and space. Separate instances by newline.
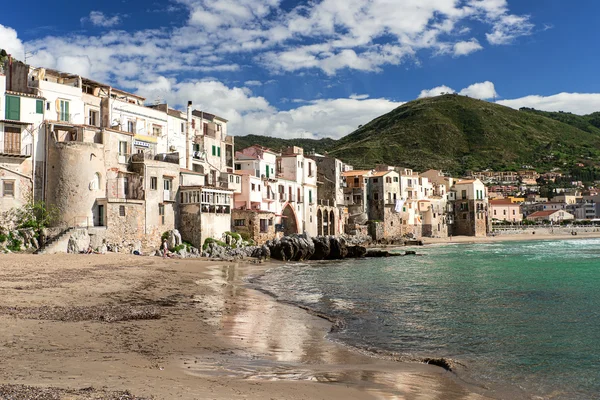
24, 46, 33, 63
153, 97, 164, 105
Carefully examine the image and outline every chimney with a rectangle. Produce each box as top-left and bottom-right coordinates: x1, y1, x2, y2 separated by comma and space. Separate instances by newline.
186, 101, 192, 169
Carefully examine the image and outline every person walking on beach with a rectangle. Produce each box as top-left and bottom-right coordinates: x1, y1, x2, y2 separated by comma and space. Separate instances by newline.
162, 239, 169, 258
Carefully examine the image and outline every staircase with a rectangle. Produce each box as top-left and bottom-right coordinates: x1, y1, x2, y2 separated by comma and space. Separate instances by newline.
35, 228, 75, 255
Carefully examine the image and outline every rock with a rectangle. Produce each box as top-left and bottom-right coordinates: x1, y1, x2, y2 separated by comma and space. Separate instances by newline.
365, 250, 402, 258
311, 236, 331, 260
347, 245, 367, 258
405, 250, 417, 255
166, 229, 182, 249
328, 236, 348, 259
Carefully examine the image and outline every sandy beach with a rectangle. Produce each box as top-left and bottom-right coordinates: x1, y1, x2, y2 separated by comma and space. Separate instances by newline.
0, 253, 495, 400
421, 230, 600, 245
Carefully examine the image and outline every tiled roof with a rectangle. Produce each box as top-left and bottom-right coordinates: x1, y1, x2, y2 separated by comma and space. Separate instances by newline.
371, 170, 393, 177
528, 210, 559, 217
490, 199, 518, 205
342, 170, 371, 177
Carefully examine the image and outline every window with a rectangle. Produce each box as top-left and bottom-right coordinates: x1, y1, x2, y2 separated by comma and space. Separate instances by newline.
119, 205, 126, 217
3, 126, 21, 155
461, 190, 467, 200
2, 181, 15, 197
234, 219, 245, 227
386, 177, 391, 183
235, 163, 241, 170
5, 95, 20, 120
374, 192, 379, 201
127, 120, 135, 133
58, 99, 70, 122
309, 190, 312, 203
354, 177, 359, 185
152, 125, 162, 136
159, 204, 165, 224
164, 178, 172, 191
150, 177, 158, 190
373, 178, 378, 183
393, 177, 399, 182
251, 183, 256, 191
236, 176, 240, 184
181, 122, 185, 133
212, 145, 216, 156
513, 209, 516, 215
503, 210, 507, 215
494, 210, 497, 216
36, 100, 44, 114
89, 109, 99, 126
260, 219, 268, 233
217, 147, 221, 157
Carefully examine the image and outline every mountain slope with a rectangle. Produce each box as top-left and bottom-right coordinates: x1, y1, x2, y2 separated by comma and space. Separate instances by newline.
234, 94, 600, 174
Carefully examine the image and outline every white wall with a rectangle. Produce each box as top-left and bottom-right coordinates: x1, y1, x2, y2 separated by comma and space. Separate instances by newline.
37, 80, 85, 125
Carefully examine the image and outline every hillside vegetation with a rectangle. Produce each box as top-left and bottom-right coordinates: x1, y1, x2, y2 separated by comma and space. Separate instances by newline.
235, 95, 600, 174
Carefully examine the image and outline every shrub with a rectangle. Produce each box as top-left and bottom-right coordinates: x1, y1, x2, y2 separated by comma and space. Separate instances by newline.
239, 231, 252, 242
0, 233, 7, 243
202, 238, 227, 250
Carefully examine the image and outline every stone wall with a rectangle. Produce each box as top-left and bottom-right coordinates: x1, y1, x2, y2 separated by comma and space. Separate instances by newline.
452, 200, 488, 237
231, 209, 277, 245
0, 158, 33, 214
179, 204, 232, 249
104, 201, 149, 249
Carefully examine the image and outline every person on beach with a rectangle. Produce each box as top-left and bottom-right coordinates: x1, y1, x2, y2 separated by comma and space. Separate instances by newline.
162, 239, 170, 258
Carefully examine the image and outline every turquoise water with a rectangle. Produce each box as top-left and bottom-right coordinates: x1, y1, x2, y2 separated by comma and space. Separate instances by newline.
254, 239, 600, 399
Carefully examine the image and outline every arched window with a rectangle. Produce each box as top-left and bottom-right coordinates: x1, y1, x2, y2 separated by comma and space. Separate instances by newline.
89, 172, 101, 191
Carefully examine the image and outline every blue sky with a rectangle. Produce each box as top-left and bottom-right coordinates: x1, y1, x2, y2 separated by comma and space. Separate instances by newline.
2, 0, 600, 139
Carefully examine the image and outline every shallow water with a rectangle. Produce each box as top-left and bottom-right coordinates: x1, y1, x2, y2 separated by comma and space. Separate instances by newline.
254, 239, 600, 399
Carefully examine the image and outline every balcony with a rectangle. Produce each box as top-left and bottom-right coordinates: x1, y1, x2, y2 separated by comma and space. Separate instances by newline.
279, 194, 287, 202
163, 189, 175, 202
0, 143, 32, 158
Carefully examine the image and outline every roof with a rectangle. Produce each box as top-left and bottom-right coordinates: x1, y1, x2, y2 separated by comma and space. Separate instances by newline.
342, 170, 371, 177
191, 110, 228, 123
370, 170, 394, 177
5, 90, 45, 100
455, 179, 477, 184
180, 168, 203, 175
490, 199, 519, 205
528, 210, 562, 217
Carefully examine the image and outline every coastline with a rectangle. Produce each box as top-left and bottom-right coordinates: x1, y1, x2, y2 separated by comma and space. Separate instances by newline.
421, 230, 600, 246
0, 253, 495, 399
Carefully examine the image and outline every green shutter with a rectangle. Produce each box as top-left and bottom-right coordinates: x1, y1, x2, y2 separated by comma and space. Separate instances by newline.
64, 100, 69, 121
5, 95, 20, 120
36, 100, 43, 114
217, 147, 221, 157
309, 190, 312, 203
265, 165, 269, 178
211, 145, 215, 156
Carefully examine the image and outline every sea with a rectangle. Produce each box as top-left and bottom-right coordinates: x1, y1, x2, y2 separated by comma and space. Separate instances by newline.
252, 238, 600, 399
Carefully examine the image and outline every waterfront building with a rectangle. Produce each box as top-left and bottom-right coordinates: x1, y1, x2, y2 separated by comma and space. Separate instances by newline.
527, 209, 574, 223
489, 199, 523, 223
449, 179, 490, 237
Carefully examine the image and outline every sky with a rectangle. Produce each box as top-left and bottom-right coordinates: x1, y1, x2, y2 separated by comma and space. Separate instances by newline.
2, 0, 600, 139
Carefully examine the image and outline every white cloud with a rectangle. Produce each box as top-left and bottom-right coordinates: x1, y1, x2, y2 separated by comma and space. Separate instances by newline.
133, 76, 402, 139
0, 24, 25, 58
244, 80, 262, 86
418, 85, 456, 99
83, 11, 122, 28
453, 39, 483, 57
419, 81, 498, 100
497, 93, 600, 115
459, 81, 498, 99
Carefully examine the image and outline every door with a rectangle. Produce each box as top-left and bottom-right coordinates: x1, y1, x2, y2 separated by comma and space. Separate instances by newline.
97, 205, 104, 227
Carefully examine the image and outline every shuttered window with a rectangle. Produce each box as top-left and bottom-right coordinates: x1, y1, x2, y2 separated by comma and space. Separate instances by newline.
217, 146, 221, 157
3, 126, 21, 154
5, 96, 20, 120
36, 100, 44, 114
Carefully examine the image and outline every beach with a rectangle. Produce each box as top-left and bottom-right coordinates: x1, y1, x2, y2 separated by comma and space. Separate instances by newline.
0, 253, 491, 399
421, 229, 600, 245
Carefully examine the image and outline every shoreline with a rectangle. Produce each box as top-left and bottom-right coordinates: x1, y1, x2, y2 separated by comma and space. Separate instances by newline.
0, 253, 496, 399
420, 230, 600, 246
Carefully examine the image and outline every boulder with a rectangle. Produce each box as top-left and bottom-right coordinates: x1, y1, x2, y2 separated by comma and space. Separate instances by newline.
166, 229, 182, 249
311, 236, 331, 260
328, 236, 348, 259
347, 245, 367, 258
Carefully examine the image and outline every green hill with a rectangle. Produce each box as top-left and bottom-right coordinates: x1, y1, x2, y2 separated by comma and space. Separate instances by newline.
235, 94, 600, 174
233, 134, 335, 156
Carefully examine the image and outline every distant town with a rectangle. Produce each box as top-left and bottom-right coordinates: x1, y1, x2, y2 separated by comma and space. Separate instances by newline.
1, 55, 598, 253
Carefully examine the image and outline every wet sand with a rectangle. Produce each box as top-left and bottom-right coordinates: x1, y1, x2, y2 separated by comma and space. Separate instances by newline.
0, 254, 493, 399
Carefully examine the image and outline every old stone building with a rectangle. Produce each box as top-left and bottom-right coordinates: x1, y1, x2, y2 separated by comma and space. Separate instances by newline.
231, 208, 278, 245
450, 179, 490, 237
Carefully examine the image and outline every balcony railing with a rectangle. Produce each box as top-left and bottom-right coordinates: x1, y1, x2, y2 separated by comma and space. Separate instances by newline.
279, 194, 287, 202
163, 190, 175, 202
0, 143, 32, 157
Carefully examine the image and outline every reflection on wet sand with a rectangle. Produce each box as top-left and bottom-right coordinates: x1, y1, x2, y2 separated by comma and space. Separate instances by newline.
184, 263, 492, 400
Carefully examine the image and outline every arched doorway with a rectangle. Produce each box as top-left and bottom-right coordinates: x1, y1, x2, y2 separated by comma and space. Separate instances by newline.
329, 210, 335, 235
282, 204, 299, 236
322, 210, 328, 236
317, 209, 323, 236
